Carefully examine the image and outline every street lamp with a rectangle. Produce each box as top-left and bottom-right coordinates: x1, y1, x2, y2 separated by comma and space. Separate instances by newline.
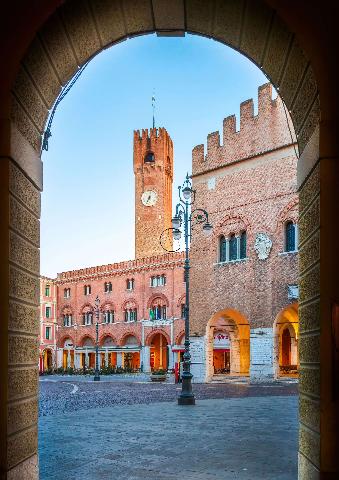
160, 173, 212, 405
94, 295, 101, 381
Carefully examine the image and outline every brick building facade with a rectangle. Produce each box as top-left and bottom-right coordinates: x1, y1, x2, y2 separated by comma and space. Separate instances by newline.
189, 84, 299, 382
55, 252, 186, 371
39, 277, 58, 372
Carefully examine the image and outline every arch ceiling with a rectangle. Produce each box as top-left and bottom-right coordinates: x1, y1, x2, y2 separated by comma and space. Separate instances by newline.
12, 0, 319, 156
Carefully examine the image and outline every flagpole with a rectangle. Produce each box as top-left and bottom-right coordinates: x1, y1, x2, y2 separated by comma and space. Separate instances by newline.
152, 93, 155, 129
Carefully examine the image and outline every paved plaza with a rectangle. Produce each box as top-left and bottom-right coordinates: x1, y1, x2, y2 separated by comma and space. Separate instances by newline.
39, 377, 298, 479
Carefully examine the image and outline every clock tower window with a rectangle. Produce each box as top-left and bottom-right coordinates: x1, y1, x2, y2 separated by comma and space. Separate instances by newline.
144, 151, 155, 163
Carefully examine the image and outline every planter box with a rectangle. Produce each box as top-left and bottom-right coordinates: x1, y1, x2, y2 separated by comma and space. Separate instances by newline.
150, 374, 167, 382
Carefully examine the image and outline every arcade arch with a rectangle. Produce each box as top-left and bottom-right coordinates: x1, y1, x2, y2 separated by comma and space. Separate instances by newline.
1, 0, 332, 478
121, 334, 141, 370
146, 330, 170, 371
273, 303, 299, 378
62, 337, 75, 369
100, 334, 117, 368
206, 309, 250, 380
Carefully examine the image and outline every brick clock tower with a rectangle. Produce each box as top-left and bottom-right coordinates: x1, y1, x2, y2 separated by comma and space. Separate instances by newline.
134, 127, 173, 258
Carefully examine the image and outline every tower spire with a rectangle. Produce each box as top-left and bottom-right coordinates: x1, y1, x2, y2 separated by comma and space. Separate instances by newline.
152, 92, 155, 129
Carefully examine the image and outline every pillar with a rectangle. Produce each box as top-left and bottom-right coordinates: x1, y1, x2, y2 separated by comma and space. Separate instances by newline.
85, 351, 89, 368
1, 138, 43, 479
57, 349, 63, 368
105, 349, 108, 367
291, 337, 298, 366
74, 352, 80, 369
67, 350, 71, 368
142, 346, 151, 372
250, 328, 274, 382
167, 345, 174, 370
116, 352, 123, 368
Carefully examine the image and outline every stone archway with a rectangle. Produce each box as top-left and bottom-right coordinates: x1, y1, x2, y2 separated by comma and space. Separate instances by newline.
206, 309, 250, 381
2, 1, 327, 479
273, 303, 299, 378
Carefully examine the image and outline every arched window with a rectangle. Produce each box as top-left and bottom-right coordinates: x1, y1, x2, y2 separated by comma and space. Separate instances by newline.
126, 278, 134, 290
124, 308, 137, 322
82, 307, 93, 326
240, 231, 247, 259
219, 235, 227, 262
64, 288, 70, 298
84, 285, 91, 295
103, 310, 114, 324
144, 151, 155, 163
285, 221, 296, 252
104, 282, 112, 293
229, 234, 237, 261
62, 307, 72, 327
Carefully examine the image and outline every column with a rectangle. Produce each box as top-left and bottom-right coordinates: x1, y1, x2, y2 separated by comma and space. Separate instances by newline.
117, 352, 123, 367
250, 328, 274, 382
74, 352, 80, 369
57, 349, 63, 368
67, 349, 71, 368
167, 345, 174, 370
85, 350, 89, 368
142, 346, 151, 373
225, 237, 230, 262
236, 235, 240, 259
105, 349, 109, 367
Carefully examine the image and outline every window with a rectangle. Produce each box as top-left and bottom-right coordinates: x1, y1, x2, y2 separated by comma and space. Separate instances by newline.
219, 236, 227, 262
104, 282, 112, 293
150, 304, 167, 320
219, 231, 247, 263
285, 221, 297, 252
126, 278, 134, 290
103, 310, 114, 324
45, 326, 51, 340
240, 231, 247, 259
181, 303, 186, 319
124, 308, 137, 322
45, 285, 50, 297
144, 151, 155, 163
63, 314, 72, 327
150, 275, 166, 287
64, 288, 70, 299
82, 312, 93, 325
84, 285, 91, 295
229, 234, 237, 261
45, 306, 51, 318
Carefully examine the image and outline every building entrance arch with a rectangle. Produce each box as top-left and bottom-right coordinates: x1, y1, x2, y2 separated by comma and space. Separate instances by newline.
148, 332, 169, 371
273, 303, 299, 378
206, 309, 250, 381
1, 0, 332, 478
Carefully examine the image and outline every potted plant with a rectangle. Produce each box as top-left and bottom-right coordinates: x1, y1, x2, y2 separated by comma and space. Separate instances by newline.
150, 368, 167, 382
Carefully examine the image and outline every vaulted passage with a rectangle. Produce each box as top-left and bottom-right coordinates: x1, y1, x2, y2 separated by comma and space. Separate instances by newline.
1, 1, 339, 479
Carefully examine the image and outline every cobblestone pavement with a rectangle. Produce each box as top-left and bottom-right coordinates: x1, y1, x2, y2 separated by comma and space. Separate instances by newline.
39, 376, 298, 416
39, 379, 298, 479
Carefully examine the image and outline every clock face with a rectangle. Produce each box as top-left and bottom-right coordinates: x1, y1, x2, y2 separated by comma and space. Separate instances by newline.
141, 190, 158, 207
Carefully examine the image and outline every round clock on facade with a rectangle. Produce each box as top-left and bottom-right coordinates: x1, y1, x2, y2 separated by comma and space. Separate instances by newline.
141, 190, 158, 206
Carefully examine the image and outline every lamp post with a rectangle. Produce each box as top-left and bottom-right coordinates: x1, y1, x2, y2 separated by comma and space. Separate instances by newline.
94, 295, 101, 381
160, 173, 212, 405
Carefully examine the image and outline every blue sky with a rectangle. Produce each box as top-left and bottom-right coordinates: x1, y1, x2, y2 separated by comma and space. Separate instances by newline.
41, 33, 269, 278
